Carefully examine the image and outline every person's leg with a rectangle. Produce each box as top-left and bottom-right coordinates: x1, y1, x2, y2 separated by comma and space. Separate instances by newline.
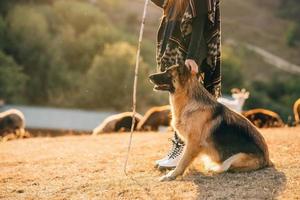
201, 59, 222, 99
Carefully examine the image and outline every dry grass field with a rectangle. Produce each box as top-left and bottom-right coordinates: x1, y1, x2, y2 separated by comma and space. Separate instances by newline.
1, 127, 300, 200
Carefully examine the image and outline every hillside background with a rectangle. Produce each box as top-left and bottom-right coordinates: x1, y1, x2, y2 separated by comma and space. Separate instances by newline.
0, 0, 299, 120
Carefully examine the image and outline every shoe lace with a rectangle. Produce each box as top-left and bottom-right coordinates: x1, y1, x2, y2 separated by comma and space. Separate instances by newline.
167, 139, 184, 159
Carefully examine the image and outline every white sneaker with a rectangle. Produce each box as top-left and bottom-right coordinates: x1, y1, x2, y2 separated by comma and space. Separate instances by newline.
155, 156, 169, 166
154, 139, 176, 166
157, 140, 185, 169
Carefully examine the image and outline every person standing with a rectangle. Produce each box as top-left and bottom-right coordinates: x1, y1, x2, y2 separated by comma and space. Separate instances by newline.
151, 0, 222, 169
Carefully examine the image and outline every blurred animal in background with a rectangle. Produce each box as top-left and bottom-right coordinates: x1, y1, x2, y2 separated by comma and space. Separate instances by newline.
0, 109, 29, 141
294, 98, 300, 126
242, 109, 285, 128
217, 88, 250, 113
137, 105, 171, 131
92, 112, 143, 135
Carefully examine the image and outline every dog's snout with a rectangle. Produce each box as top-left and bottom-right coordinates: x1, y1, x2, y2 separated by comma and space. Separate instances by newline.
149, 72, 163, 84
149, 74, 155, 81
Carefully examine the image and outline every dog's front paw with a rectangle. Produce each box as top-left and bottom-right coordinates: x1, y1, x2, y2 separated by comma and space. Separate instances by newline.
159, 174, 176, 182
159, 170, 176, 182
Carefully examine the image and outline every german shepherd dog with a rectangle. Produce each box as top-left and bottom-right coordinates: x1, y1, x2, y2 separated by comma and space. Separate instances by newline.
149, 65, 272, 181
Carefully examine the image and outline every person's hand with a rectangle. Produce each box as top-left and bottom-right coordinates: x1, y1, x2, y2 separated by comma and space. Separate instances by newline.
185, 59, 198, 74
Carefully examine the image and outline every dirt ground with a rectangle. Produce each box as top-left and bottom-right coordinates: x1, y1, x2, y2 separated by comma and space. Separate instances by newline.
0, 127, 300, 200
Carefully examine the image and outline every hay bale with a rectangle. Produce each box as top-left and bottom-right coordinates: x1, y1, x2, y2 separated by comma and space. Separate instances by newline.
92, 112, 143, 135
293, 98, 300, 126
0, 109, 26, 137
137, 105, 171, 131
243, 109, 285, 128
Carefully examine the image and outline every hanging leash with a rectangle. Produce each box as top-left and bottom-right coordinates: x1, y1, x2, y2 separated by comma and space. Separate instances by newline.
124, 0, 150, 175
123, 0, 153, 199
122, 1, 154, 199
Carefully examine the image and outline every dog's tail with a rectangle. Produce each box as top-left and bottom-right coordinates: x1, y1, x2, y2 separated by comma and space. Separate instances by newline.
216, 153, 273, 173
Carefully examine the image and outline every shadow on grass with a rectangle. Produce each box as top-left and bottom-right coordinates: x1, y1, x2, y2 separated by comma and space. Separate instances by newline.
186, 167, 286, 200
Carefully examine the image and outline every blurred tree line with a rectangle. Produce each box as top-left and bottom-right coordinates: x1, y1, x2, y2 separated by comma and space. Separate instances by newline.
0, 0, 299, 121
0, 0, 163, 111
278, 0, 300, 47
222, 46, 300, 121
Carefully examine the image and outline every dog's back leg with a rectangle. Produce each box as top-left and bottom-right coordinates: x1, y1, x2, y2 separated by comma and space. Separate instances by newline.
210, 153, 263, 173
